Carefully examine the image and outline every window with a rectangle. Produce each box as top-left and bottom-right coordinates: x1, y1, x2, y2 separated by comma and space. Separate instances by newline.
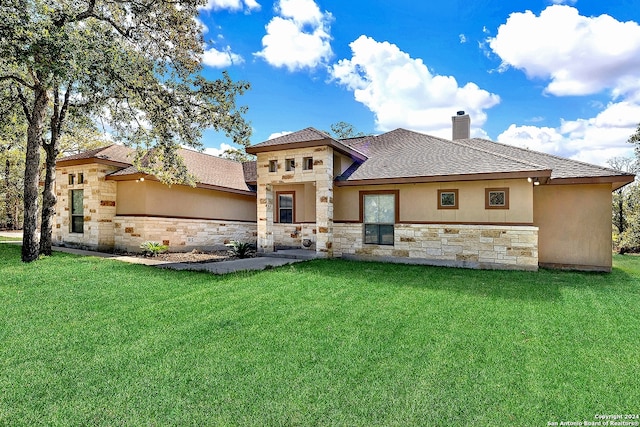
362, 191, 397, 245
277, 192, 294, 223
68, 174, 75, 185
70, 189, 84, 233
78, 173, 84, 184
269, 160, 278, 173
303, 157, 313, 170
285, 158, 295, 171
438, 189, 458, 209
485, 188, 509, 209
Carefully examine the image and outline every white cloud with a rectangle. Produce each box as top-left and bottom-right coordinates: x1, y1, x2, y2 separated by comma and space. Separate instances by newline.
202, 46, 244, 68
330, 35, 500, 138
459, 34, 467, 43
497, 101, 640, 165
204, 143, 236, 157
488, 5, 640, 99
550, 0, 576, 4
268, 131, 294, 140
200, 0, 260, 12
254, 0, 333, 71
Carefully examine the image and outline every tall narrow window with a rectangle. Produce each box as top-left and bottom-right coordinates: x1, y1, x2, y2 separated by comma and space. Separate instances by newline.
485, 188, 509, 209
70, 189, 84, 233
285, 158, 295, 171
269, 160, 278, 173
362, 192, 397, 245
277, 193, 294, 223
78, 173, 84, 184
68, 174, 75, 185
303, 157, 313, 170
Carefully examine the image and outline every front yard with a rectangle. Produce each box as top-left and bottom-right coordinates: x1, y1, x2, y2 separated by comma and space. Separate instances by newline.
1, 244, 638, 426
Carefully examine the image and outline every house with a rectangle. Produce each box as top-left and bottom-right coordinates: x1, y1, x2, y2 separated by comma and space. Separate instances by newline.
53, 113, 635, 271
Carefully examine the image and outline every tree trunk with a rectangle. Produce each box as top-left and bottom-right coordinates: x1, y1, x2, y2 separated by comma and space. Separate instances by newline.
5, 157, 14, 230
21, 86, 48, 262
39, 141, 58, 255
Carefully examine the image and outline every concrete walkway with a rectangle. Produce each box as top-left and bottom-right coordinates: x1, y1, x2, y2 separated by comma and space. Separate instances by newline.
0, 231, 310, 274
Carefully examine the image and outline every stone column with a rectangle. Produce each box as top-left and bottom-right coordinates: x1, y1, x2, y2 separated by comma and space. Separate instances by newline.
315, 147, 334, 258
256, 155, 274, 253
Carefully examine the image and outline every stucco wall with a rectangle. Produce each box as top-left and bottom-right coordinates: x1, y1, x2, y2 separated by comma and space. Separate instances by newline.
54, 164, 120, 251
116, 180, 256, 222
534, 183, 613, 271
334, 179, 534, 224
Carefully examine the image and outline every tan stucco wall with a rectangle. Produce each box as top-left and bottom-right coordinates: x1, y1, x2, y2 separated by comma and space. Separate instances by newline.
534, 183, 612, 270
272, 183, 316, 223
334, 179, 534, 223
116, 180, 256, 222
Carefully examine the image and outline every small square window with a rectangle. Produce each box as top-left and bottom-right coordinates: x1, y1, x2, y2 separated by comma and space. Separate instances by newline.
285, 158, 295, 171
485, 188, 509, 209
303, 157, 313, 170
78, 173, 84, 184
438, 189, 458, 209
68, 174, 75, 185
269, 160, 278, 173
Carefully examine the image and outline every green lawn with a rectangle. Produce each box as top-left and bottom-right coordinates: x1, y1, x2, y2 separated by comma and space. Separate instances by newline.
1, 244, 639, 426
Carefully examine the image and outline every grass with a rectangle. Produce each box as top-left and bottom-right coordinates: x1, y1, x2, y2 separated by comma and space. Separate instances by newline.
1, 244, 639, 426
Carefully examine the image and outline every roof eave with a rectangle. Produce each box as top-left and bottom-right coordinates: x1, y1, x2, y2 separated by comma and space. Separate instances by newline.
335, 170, 552, 186
57, 158, 132, 168
548, 174, 636, 191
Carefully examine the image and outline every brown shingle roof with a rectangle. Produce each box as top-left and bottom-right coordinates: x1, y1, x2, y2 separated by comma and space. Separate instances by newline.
337, 129, 551, 183
242, 161, 257, 184
456, 138, 633, 180
57, 144, 134, 166
108, 148, 254, 194
58, 144, 256, 194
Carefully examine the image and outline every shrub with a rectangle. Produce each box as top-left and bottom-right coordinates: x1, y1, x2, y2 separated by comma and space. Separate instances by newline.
225, 241, 255, 259
140, 241, 169, 257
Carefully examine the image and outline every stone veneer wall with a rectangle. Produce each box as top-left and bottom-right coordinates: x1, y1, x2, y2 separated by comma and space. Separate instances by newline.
272, 223, 317, 249
113, 216, 257, 253
333, 223, 539, 270
54, 164, 120, 251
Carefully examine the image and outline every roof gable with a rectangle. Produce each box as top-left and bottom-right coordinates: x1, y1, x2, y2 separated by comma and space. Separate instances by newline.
246, 127, 368, 161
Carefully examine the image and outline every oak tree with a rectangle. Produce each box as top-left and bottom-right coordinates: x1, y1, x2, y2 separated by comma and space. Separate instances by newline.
0, 0, 251, 261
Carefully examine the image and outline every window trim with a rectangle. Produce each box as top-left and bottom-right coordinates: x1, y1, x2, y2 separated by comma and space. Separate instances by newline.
268, 160, 278, 173
303, 157, 313, 171
438, 189, 459, 209
70, 189, 84, 234
68, 174, 75, 185
485, 187, 510, 209
78, 173, 84, 184
275, 191, 295, 223
359, 190, 399, 246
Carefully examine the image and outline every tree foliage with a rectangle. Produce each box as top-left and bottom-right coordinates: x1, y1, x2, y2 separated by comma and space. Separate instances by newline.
0, 0, 251, 261
327, 121, 365, 139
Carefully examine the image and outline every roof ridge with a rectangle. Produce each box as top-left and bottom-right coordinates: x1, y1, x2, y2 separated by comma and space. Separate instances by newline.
469, 138, 635, 177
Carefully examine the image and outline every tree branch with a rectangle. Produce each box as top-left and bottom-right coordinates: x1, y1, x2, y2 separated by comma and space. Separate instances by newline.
13, 86, 31, 123
0, 75, 35, 90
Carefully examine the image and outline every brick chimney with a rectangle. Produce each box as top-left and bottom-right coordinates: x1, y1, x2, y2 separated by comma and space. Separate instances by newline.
452, 111, 470, 140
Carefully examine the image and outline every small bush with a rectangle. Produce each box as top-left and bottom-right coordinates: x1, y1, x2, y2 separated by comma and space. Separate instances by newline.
225, 241, 255, 259
140, 241, 169, 257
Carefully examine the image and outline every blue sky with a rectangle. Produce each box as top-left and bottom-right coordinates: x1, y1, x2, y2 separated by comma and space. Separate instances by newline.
196, 0, 640, 166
